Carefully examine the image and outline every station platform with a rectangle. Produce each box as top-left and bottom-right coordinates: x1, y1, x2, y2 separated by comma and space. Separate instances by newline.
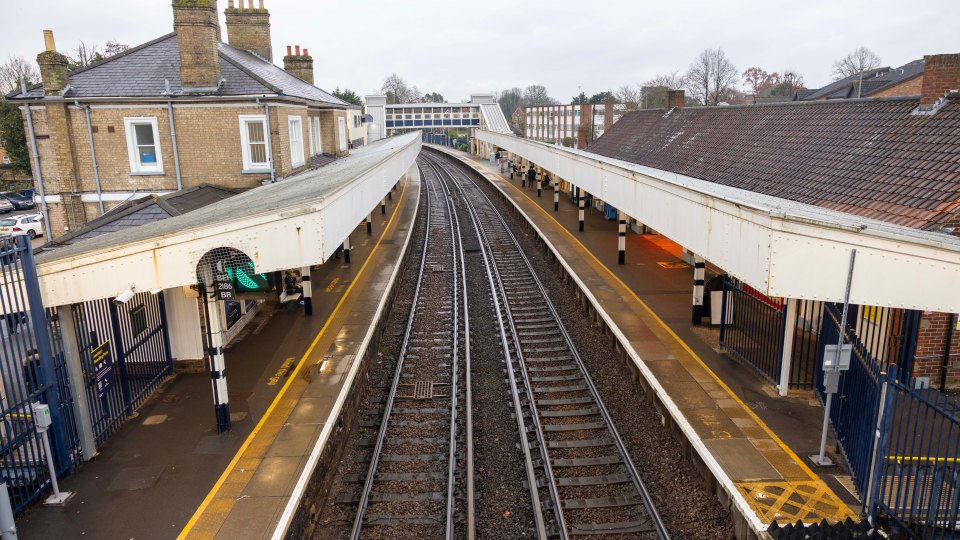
15, 175, 419, 540
432, 145, 858, 536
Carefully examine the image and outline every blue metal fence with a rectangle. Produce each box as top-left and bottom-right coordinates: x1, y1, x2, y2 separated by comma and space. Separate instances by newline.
0, 237, 81, 512
870, 365, 960, 539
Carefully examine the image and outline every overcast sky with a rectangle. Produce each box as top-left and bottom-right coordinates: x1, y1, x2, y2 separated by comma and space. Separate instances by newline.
2, 0, 957, 103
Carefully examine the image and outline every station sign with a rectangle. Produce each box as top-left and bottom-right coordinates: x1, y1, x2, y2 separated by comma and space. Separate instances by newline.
224, 261, 273, 293
214, 271, 236, 301
91, 340, 115, 399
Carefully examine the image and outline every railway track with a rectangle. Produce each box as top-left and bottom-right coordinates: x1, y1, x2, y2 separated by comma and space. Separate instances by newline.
424, 150, 670, 539
348, 158, 473, 539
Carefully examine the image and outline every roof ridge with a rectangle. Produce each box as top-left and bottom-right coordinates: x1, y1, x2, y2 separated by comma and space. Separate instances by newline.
216, 42, 281, 94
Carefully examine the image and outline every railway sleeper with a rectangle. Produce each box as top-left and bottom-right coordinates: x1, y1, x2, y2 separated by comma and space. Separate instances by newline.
546, 437, 614, 449
529, 374, 584, 383
562, 494, 642, 510
362, 514, 450, 526
539, 407, 600, 417
555, 473, 632, 487
568, 520, 658, 536
552, 455, 624, 467
541, 421, 607, 432
526, 364, 579, 373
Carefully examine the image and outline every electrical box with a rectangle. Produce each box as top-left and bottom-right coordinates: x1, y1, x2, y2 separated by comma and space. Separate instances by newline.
823, 344, 852, 372
32, 403, 51, 429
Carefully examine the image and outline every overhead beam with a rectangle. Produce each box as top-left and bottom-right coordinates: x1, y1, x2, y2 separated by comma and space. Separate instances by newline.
35, 134, 422, 307
476, 130, 960, 312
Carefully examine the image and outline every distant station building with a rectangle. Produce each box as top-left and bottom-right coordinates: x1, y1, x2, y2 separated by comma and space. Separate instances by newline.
523, 101, 627, 147
7, 0, 358, 239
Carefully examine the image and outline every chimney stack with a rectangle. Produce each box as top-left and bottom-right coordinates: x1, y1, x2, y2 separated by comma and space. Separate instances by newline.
920, 53, 960, 108
36, 30, 70, 96
283, 45, 314, 85
173, 0, 221, 91
225, 0, 272, 62
667, 89, 685, 109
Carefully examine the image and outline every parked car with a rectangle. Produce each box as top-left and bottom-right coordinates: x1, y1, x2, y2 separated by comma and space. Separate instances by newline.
0, 199, 13, 214
0, 214, 43, 239
18, 189, 34, 201
0, 192, 35, 211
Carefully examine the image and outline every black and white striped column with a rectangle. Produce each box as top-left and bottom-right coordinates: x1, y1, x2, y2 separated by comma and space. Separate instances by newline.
381, 198, 386, 215
204, 289, 230, 432
300, 266, 313, 315
521, 164, 527, 187
578, 188, 586, 232
618, 210, 626, 265
553, 178, 560, 211
692, 255, 705, 325
366, 213, 372, 234
537, 170, 542, 198
343, 234, 352, 264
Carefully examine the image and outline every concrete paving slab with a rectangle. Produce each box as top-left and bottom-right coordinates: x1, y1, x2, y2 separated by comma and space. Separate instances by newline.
703, 438, 781, 481
266, 423, 323, 458
107, 465, 166, 491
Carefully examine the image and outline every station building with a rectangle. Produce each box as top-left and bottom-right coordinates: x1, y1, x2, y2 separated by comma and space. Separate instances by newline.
7, 0, 358, 240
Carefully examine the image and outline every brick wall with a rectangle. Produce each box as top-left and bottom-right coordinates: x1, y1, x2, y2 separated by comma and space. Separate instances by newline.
319, 110, 349, 156
913, 311, 960, 388
870, 76, 924, 98
921, 53, 960, 107
23, 99, 341, 239
224, 5, 272, 62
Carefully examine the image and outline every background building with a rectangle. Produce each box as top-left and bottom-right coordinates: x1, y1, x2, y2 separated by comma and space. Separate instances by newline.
524, 101, 627, 147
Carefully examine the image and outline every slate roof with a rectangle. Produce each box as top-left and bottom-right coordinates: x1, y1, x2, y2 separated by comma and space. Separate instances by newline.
43, 184, 242, 248
8, 33, 350, 107
800, 59, 925, 101
586, 95, 960, 230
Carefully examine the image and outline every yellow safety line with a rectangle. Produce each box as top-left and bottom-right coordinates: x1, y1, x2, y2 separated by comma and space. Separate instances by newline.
889, 456, 959, 464
178, 182, 410, 539
472, 154, 827, 483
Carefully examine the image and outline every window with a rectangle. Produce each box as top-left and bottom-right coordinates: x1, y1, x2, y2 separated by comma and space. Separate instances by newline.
129, 304, 148, 336
307, 117, 315, 157
239, 115, 270, 171
288, 116, 304, 167
313, 117, 322, 154
123, 117, 163, 174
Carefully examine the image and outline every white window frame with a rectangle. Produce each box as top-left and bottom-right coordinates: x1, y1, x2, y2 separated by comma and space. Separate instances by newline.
289, 115, 305, 168
238, 114, 270, 172
337, 117, 347, 152
313, 117, 322, 154
123, 117, 163, 174
307, 117, 315, 157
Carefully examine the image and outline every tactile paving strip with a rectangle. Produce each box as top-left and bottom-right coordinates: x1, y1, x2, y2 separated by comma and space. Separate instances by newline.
735, 481, 856, 524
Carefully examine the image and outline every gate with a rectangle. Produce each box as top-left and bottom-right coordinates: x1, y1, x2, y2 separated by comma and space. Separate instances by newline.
72, 292, 173, 444
0, 237, 81, 512
719, 276, 787, 385
870, 367, 960, 539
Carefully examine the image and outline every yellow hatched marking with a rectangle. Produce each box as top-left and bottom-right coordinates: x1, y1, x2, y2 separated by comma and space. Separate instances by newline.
736, 481, 855, 524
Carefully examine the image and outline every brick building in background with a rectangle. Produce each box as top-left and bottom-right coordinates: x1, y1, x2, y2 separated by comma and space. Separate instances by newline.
7, 0, 357, 239
524, 101, 626, 148
587, 53, 960, 387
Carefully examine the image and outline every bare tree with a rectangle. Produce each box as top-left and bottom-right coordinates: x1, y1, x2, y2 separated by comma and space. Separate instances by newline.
0, 55, 39, 96
769, 71, 805, 97
70, 41, 103, 69
640, 71, 684, 108
104, 41, 129, 58
742, 67, 778, 96
380, 73, 422, 104
497, 87, 524, 133
523, 84, 555, 106
832, 47, 882, 80
616, 84, 641, 110
685, 48, 739, 106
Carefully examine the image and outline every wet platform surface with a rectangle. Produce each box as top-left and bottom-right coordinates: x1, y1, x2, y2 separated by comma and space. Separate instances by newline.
435, 145, 857, 531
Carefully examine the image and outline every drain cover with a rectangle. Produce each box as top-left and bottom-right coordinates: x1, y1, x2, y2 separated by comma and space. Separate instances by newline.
413, 381, 435, 399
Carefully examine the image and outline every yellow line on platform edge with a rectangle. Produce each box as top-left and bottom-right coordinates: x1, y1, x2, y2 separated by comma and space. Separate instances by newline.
465, 151, 830, 486
178, 182, 409, 539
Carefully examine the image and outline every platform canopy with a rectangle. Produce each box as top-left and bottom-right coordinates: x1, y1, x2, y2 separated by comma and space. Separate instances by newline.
35, 133, 421, 307
477, 129, 960, 313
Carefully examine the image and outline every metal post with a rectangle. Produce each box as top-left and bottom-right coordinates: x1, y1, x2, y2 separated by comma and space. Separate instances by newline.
380, 198, 386, 215
202, 288, 230, 432
301, 266, 313, 316
18, 238, 71, 472
166, 101, 183, 192
366, 214, 372, 235
80, 104, 105, 215
692, 255, 705, 325
553, 179, 559, 211
813, 248, 857, 466
865, 366, 893, 518
38, 423, 72, 505
107, 300, 132, 415
388, 190, 392, 201
578, 188, 585, 232
0, 482, 17, 539
343, 234, 352, 264
778, 298, 798, 396
57, 306, 98, 460
157, 291, 174, 373
617, 210, 626, 265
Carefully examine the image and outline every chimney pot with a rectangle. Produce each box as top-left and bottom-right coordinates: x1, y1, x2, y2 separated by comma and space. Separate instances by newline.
303, 48, 308, 56
259, 0, 265, 8
228, 0, 235, 7
286, 45, 292, 56
667, 89, 685, 109
247, 0, 254, 8
43, 30, 56, 52
224, 0, 272, 61
920, 53, 960, 108
173, 0, 221, 90
295, 45, 300, 55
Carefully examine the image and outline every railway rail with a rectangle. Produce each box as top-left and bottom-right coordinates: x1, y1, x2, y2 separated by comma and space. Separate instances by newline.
348, 158, 472, 539
424, 150, 670, 539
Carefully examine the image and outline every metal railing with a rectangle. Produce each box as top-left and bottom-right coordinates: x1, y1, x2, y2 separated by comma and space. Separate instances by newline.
719, 276, 786, 385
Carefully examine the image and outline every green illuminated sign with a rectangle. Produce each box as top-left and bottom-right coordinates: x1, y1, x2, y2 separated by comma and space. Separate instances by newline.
225, 262, 272, 292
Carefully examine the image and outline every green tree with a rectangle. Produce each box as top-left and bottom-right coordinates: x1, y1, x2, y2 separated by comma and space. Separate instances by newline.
422, 92, 444, 103
571, 92, 588, 104
332, 87, 362, 106
0, 100, 31, 176
588, 91, 613, 104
